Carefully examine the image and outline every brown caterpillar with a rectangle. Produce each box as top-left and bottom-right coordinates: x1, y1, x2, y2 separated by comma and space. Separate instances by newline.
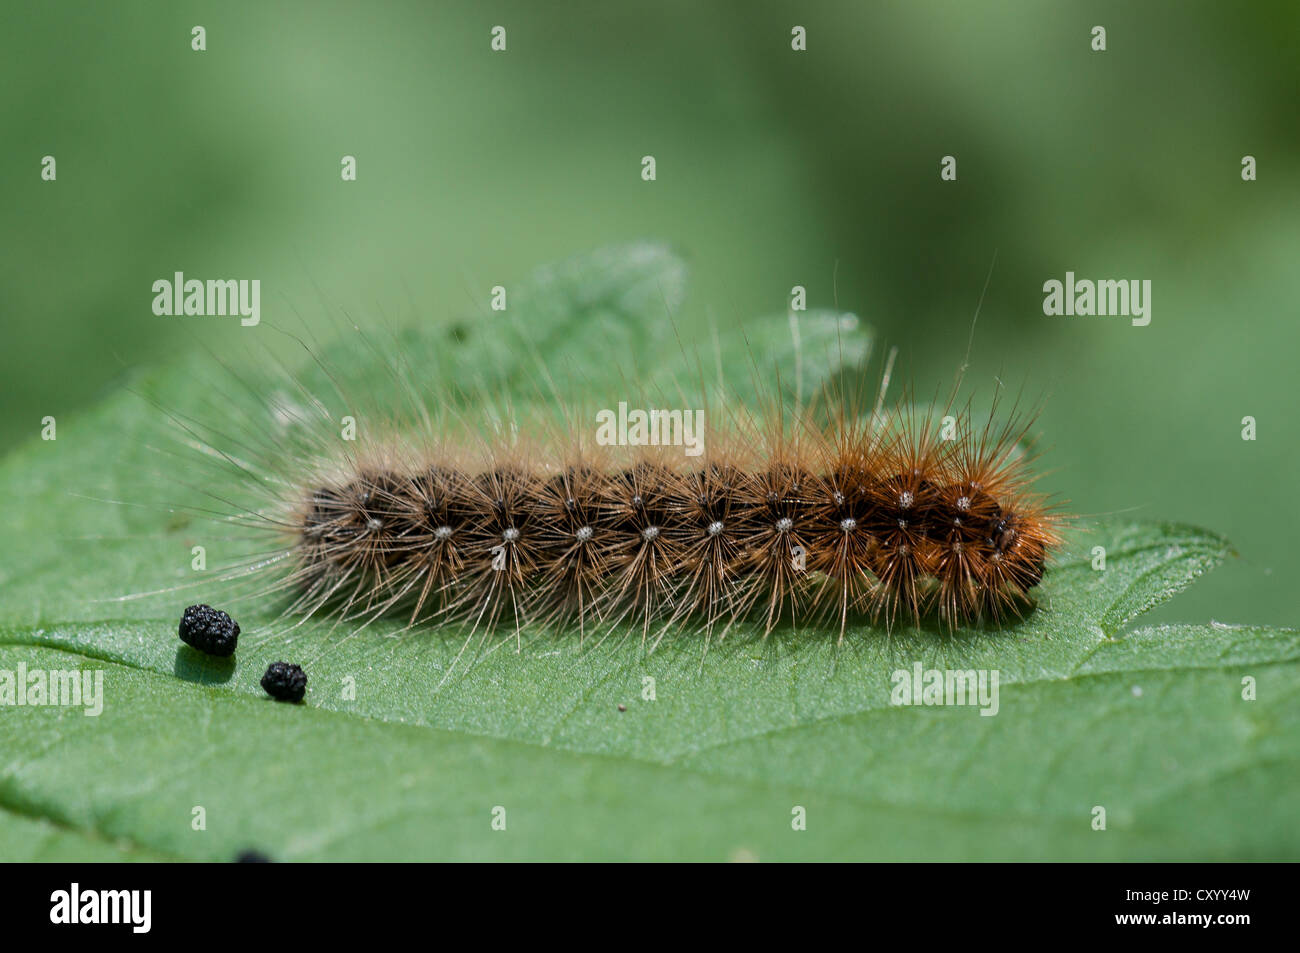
275, 395, 1059, 642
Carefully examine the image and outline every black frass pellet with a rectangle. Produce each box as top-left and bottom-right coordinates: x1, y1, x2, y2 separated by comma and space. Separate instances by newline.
261, 661, 308, 703
178, 604, 240, 657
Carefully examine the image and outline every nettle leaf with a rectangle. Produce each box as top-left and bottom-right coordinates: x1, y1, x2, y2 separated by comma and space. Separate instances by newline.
0, 244, 1294, 861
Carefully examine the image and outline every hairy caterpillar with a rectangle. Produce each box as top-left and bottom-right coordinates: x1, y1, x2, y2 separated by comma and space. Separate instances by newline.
286, 395, 1056, 643
122, 248, 1061, 651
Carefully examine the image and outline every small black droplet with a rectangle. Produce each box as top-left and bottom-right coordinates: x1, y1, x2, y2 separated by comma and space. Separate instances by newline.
178, 604, 240, 657
261, 661, 308, 703
617, 704, 627, 712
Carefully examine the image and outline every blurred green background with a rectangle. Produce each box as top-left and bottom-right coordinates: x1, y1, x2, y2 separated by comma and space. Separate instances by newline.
3, 0, 1297, 627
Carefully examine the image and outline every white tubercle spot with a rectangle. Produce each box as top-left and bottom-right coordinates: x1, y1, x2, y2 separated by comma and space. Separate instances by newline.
956, 496, 971, 512
899, 491, 913, 509
367, 518, 383, 531
575, 525, 593, 542
642, 526, 660, 542
832, 491, 845, 506
434, 525, 453, 541
502, 527, 520, 543
775, 517, 793, 533
707, 520, 724, 537
840, 517, 857, 533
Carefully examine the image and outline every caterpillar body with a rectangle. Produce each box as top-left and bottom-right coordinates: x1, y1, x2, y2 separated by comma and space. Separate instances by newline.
277, 398, 1057, 642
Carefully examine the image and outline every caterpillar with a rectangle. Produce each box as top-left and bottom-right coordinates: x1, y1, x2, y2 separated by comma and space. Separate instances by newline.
126, 249, 1061, 650
285, 396, 1056, 643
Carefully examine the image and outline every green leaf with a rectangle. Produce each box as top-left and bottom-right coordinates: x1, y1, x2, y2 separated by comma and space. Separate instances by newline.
1, 244, 1294, 861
